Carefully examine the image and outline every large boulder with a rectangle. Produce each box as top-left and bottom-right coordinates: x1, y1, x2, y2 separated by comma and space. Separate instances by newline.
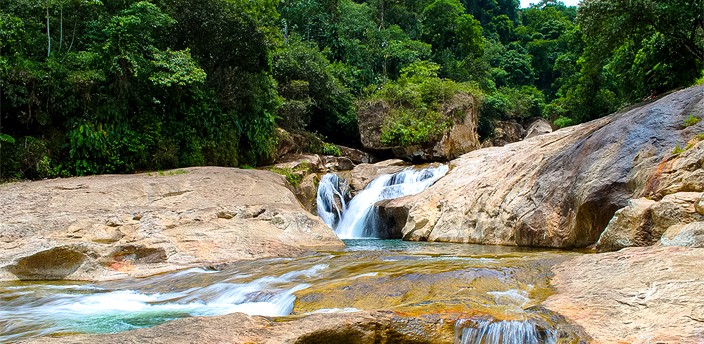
524, 118, 552, 140
358, 92, 480, 162
383, 85, 704, 247
489, 120, 525, 147
0, 167, 342, 281
544, 246, 704, 343
596, 192, 704, 251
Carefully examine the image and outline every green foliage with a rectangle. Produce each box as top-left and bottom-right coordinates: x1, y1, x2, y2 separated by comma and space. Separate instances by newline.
269, 162, 310, 188
683, 114, 701, 128
553, 116, 575, 128
2, 0, 701, 179
672, 143, 685, 156
380, 108, 450, 147
273, 37, 358, 144
370, 61, 481, 147
0, 133, 15, 144
321, 143, 342, 156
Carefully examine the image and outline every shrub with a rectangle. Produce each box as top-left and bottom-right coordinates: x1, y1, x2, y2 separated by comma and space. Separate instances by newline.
321, 143, 341, 156
683, 114, 701, 127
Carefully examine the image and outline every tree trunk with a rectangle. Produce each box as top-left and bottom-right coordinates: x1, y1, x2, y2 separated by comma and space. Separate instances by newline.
46, 3, 51, 57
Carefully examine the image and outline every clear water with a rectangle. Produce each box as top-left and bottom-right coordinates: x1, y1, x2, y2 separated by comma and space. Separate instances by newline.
0, 240, 579, 343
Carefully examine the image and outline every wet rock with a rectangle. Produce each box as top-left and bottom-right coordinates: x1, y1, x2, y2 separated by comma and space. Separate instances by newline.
0, 167, 342, 282
385, 85, 704, 247
7, 247, 88, 280
358, 92, 480, 162
545, 246, 704, 343
524, 118, 552, 140
22, 310, 456, 344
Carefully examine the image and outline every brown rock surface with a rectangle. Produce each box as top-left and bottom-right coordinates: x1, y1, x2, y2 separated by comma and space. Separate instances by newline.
660, 222, 704, 248
384, 85, 704, 247
338, 159, 409, 192
20, 310, 456, 344
544, 246, 704, 344
490, 120, 525, 147
524, 118, 552, 140
596, 192, 704, 251
0, 167, 342, 281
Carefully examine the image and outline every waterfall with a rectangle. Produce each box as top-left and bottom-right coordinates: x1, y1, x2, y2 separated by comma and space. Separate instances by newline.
316, 174, 350, 229
455, 319, 557, 344
317, 164, 448, 239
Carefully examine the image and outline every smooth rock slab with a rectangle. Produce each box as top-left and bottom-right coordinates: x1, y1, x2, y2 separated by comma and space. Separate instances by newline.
544, 246, 704, 344
0, 167, 342, 281
385, 85, 704, 247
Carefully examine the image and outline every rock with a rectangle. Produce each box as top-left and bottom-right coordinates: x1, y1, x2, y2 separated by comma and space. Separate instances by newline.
0, 167, 342, 282
339, 159, 408, 192
383, 85, 704, 247
490, 120, 525, 147
338, 145, 376, 164
297, 173, 319, 213
21, 310, 458, 344
660, 222, 704, 248
524, 118, 552, 140
593, 198, 658, 252
596, 192, 704, 252
324, 156, 355, 172
271, 154, 325, 173
544, 246, 704, 344
275, 128, 309, 159
358, 92, 480, 162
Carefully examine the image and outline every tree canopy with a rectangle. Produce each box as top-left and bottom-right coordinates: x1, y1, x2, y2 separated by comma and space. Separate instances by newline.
1, 0, 702, 179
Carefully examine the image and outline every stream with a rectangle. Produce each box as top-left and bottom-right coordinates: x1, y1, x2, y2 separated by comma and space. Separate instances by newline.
0, 166, 584, 343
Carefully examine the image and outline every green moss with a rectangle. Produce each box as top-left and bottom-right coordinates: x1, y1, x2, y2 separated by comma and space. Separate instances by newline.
269, 162, 309, 188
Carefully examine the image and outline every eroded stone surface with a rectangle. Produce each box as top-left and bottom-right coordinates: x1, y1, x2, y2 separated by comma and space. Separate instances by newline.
0, 167, 342, 281
544, 247, 704, 344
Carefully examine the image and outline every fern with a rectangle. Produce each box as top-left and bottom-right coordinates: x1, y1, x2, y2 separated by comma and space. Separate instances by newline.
0, 133, 15, 144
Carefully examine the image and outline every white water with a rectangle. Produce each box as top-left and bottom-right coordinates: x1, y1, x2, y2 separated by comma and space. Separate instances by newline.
0, 264, 327, 342
316, 173, 350, 229
455, 319, 557, 344
317, 165, 448, 239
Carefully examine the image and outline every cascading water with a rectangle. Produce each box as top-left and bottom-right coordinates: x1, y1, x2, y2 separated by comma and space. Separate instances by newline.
316, 174, 350, 230
317, 164, 449, 239
455, 319, 557, 344
0, 264, 327, 342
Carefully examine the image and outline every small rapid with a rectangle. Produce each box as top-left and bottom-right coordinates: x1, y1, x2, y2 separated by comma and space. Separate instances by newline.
317, 164, 448, 239
0, 264, 326, 342
0, 240, 583, 342
455, 318, 557, 344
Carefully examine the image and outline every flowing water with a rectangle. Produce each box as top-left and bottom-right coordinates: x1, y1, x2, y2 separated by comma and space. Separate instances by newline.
317, 165, 448, 239
2, 170, 582, 343
0, 240, 581, 343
